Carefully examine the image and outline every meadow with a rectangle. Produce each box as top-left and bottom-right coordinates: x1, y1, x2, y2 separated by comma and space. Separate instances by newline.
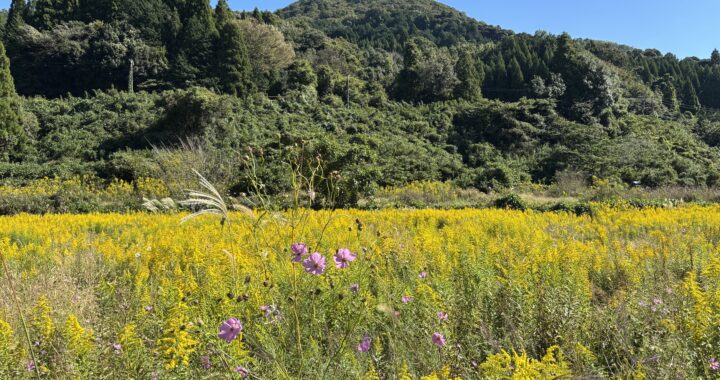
1, 205, 720, 379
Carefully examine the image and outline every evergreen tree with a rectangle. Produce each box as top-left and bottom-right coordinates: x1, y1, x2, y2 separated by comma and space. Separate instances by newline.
396, 38, 423, 100
507, 57, 524, 88
454, 51, 482, 100
712, 49, 720, 66
27, 0, 59, 29
216, 19, 254, 97
701, 66, 720, 108
5, 0, 27, 53
214, 0, 233, 26
682, 81, 701, 113
252, 7, 263, 22
26, 0, 78, 28
492, 55, 506, 88
172, 0, 219, 84
6, 0, 26, 31
0, 40, 25, 161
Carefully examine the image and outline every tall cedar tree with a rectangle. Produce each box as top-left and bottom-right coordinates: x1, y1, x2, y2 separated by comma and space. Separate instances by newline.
712, 49, 720, 66
5, 0, 26, 56
682, 81, 701, 113
454, 51, 482, 100
0, 40, 25, 161
172, 0, 219, 85
507, 57, 524, 88
6, 0, 26, 32
215, 17, 254, 96
396, 39, 423, 100
215, 0, 233, 26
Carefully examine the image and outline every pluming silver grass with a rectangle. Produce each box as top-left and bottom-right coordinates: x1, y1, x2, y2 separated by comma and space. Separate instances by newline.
179, 170, 230, 225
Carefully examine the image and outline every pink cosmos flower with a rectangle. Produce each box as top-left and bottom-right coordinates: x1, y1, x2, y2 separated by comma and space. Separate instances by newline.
303, 252, 326, 275
333, 248, 357, 269
402, 295, 413, 304
218, 318, 242, 343
432, 332, 446, 347
711, 358, 720, 371
357, 335, 371, 353
235, 366, 249, 378
291, 243, 309, 262
419, 271, 428, 278
437, 312, 448, 321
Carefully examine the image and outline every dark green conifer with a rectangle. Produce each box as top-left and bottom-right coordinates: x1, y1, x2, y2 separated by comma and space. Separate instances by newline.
454, 51, 482, 100
0, 40, 25, 161
216, 18, 254, 97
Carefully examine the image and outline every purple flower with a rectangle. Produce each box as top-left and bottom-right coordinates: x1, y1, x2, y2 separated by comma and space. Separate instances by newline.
218, 318, 242, 343
350, 283, 360, 293
432, 332, 446, 347
201, 355, 211, 370
401, 295, 413, 304
145, 305, 153, 312
357, 335, 371, 353
437, 312, 448, 321
235, 366, 249, 377
260, 305, 271, 317
711, 358, 720, 371
303, 252, 327, 275
333, 248, 357, 269
653, 297, 663, 305
291, 243, 309, 262
26, 360, 35, 372
112, 343, 122, 353
419, 271, 428, 278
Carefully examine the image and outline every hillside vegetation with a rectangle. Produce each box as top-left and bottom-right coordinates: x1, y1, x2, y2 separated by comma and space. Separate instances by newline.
2, 0, 720, 208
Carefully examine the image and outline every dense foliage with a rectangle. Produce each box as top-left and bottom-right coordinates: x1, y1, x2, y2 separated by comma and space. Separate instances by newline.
2, 0, 720, 206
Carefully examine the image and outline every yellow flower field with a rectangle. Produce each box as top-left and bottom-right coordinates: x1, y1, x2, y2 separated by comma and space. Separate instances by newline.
0, 207, 719, 378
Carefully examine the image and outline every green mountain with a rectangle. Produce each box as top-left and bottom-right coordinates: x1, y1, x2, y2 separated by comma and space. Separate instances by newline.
279, 0, 510, 51
2, 0, 720, 208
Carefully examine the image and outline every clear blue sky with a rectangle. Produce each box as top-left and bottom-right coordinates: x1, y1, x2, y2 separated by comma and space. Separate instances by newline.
1, 0, 716, 58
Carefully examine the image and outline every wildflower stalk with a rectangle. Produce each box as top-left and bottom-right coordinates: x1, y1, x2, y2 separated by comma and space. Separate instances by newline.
0, 251, 41, 379
290, 263, 304, 377
288, 155, 310, 378
320, 310, 365, 379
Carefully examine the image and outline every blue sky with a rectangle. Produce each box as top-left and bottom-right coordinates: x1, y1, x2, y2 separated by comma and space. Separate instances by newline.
1, 0, 717, 58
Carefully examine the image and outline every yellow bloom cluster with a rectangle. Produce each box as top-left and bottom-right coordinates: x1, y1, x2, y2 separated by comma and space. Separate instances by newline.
0, 205, 719, 377
0, 176, 169, 198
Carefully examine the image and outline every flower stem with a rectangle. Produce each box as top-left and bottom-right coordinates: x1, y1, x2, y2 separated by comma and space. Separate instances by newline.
0, 251, 41, 379
290, 264, 304, 377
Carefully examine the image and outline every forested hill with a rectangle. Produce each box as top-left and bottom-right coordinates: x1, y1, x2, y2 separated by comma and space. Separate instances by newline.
2, 0, 720, 206
278, 0, 510, 50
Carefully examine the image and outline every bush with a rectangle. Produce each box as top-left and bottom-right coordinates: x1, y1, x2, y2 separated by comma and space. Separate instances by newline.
494, 193, 528, 210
